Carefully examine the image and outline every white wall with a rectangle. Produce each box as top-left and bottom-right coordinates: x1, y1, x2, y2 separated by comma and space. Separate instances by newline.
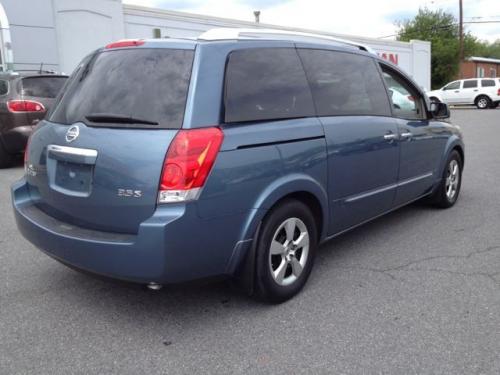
53, 0, 125, 74
1, 0, 59, 71
123, 5, 431, 90
0, 0, 431, 89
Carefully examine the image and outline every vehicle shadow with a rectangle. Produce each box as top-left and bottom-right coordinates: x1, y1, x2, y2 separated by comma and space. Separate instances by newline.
40, 201, 439, 321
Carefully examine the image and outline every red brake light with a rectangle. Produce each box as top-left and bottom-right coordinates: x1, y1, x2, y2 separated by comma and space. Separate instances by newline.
7, 100, 45, 113
158, 127, 224, 203
105, 39, 144, 49
497, 88, 500, 96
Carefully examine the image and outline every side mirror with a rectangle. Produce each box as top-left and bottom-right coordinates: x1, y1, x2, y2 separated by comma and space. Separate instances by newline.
430, 101, 450, 119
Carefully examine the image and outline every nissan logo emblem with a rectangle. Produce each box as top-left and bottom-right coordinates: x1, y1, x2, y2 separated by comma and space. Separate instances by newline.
65, 125, 80, 143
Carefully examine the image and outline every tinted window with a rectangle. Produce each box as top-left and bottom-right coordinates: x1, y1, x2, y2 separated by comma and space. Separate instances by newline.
463, 80, 478, 88
444, 81, 460, 90
481, 79, 495, 87
0, 80, 8, 95
20, 77, 67, 98
298, 49, 391, 117
381, 66, 425, 120
224, 48, 315, 123
50, 49, 194, 128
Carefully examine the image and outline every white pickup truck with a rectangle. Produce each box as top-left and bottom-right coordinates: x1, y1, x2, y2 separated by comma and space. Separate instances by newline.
427, 78, 500, 109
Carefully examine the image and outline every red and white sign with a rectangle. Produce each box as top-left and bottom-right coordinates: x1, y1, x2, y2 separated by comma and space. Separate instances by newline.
378, 53, 399, 65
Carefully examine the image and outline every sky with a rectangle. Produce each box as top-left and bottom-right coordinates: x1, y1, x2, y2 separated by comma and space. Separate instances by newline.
123, 0, 500, 42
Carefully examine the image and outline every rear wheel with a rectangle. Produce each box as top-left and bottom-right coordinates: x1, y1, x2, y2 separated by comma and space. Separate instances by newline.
430, 150, 462, 208
475, 95, 491, 109
0, 142, 14, 169
254, 199, 317, 303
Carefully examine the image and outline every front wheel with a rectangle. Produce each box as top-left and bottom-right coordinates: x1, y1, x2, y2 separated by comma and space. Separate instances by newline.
430, 150, 462, 208
254, 199, 318, 303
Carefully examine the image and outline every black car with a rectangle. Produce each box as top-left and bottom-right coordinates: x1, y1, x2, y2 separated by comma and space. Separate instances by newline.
0, 71, 68, 168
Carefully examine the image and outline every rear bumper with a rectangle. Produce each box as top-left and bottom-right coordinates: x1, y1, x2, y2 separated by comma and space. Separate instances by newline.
1, 125, 34, 153
12, 178, 257, 284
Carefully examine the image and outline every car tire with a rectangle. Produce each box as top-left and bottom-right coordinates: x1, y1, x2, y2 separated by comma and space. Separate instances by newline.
0, 141, 14, 169
429, 150, 462, 208
254, 199, 318, 303
475, 95, 491, 109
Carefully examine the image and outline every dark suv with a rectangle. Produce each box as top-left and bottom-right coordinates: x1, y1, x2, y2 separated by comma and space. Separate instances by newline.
0, 72, 68, 168
12, 34, 464, 302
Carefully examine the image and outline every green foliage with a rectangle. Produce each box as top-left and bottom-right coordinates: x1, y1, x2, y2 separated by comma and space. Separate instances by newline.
397, 8, 500, 89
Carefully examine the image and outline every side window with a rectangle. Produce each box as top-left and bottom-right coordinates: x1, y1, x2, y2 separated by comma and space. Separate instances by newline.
481, 79, 495, 87
0, 80, 8, 95
463, 80, 478, 89
297, 49, 390, 117
224, 48, 315, 123
443, 81, 460, 90
381, 66, 425, 120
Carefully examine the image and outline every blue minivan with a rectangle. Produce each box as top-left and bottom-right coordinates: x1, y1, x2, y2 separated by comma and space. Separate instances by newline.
12, 31, 464, 302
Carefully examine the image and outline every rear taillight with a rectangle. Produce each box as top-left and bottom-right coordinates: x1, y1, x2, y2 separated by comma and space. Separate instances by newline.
105, 39, 144, 49
7, 100, 45, 113
158, 127, 224, 203
497, 88, 500, 96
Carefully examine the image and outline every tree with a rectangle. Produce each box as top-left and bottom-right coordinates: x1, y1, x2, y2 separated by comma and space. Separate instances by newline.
397, 8, 500, 89
397, 8, 459, 89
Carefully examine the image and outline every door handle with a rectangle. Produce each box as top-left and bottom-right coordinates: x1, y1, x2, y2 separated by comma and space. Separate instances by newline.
400, 132, 413, 140
454, 90, 460, 93
473, 89, 478, 92
383, 133, 397, 141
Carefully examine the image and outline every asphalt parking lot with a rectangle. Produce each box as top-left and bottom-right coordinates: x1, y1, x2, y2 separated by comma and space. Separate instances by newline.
1, 109, 500, 374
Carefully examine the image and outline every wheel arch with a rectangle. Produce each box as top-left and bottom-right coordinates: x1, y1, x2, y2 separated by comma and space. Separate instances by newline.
249, 174, 328, 242
474, 94, 492, 106
230, 174, 328, 294
437, 136, 465, 180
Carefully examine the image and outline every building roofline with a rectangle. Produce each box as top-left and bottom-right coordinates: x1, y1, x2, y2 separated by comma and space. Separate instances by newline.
122, 4, 430, 48
467, 56, 500, 64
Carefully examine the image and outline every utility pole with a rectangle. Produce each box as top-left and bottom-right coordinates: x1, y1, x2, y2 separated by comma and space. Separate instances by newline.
458, 0, 464, 78
254, 11, 261, 23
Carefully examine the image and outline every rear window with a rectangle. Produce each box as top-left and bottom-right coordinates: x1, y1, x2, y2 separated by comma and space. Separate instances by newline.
224, 48, 315, 123
481, 79, 495, 87
49, 48, 194, 128
20, 76, 67, 98
298, 49, 391, 117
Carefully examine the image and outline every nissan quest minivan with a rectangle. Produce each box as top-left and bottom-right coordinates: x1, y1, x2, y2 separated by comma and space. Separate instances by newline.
12, 30, 464, 303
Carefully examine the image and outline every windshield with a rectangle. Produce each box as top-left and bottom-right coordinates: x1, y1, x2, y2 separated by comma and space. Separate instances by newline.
49, 48, 194, 129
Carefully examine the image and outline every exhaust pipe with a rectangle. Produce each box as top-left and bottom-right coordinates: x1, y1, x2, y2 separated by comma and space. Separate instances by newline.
147, 282, 163, 291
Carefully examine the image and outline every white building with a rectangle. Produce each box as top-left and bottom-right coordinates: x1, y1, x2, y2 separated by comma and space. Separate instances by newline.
0, 0, 431, 90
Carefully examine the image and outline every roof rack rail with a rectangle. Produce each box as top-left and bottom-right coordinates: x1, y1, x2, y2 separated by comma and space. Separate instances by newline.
198, 28, 376, 54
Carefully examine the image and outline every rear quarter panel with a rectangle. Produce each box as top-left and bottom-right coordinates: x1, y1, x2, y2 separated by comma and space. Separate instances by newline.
197, 118, 328, 242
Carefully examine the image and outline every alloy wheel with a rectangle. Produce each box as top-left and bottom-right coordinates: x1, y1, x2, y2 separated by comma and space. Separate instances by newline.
477, 98, 488, 109
445, 159, 460, 201
268, 217, 310, 286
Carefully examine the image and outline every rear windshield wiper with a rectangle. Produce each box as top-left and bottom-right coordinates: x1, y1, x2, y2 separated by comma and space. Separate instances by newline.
85, 113, 159, 125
